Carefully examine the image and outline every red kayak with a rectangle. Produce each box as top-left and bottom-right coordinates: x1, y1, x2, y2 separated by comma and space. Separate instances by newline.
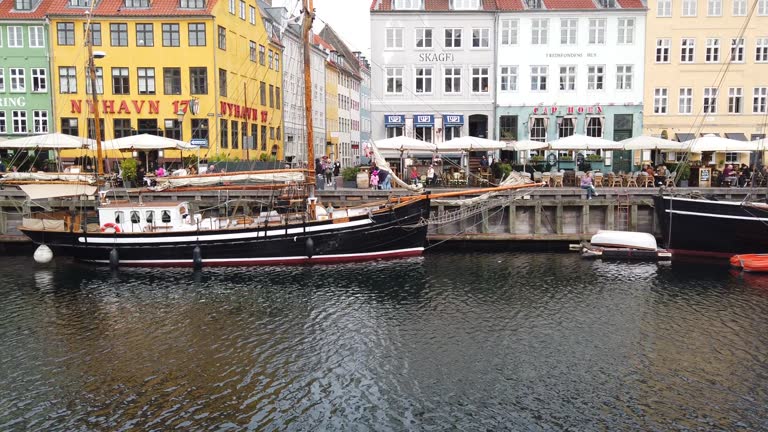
731, 254, 768, 272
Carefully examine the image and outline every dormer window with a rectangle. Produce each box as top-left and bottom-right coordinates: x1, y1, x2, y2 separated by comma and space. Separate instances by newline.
68, 0, 91, 7
525, 0, 543, 9
599, 0, 617, 7
450, 0, 480, 10
180, 0, 204, 8
394, 0, 423, 10
125, 0, 150, 7
14, 0, 35, 10
265, 21, 273, 38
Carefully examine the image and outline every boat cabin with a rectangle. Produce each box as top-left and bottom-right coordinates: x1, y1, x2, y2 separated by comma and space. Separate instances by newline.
98, 201, 197, 233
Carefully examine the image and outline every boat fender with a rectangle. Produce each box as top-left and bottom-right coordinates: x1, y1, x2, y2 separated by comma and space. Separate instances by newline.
109, 248, 119, 269
305, 237, 314, 259
101, 222, 121, 233
193, 245, 203, 269
34, 244, 53, 264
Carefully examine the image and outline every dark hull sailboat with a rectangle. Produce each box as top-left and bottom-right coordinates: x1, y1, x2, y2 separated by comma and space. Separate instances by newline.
654, 194, 768, 258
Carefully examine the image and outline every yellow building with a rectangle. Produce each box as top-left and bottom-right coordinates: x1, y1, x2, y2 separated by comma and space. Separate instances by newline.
49, 0, 282, 167
316, 35, 339, 158
643, 0, 768, 167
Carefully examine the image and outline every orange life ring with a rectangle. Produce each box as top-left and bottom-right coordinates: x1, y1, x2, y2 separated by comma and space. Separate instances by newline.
100, 222, 122, 233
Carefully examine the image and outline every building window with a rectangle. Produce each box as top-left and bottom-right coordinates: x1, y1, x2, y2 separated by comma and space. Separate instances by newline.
654, 88, 668, 114
531, 19, 548, 44
616, 65, 633, 90
188, 23, 206, 46
617, 18, 634, 44
500, 66, 517, 91
682, 0, 697, 16
472, 67, 489, 93
10, 68, 25, 92
729, 87, 743, 113
269, 84, 274, 107
707, 0, 722, 16
228, 0, 234, 13
276, 87, 281, 109
681, 38, 695, 63
239, 0, 245, 19
445, 28, 462, 48
162, 23, 180, 47
560, 18, 577, 45
15, 0, 34, 10
756, 38, 768, 62
7, 26, 23, 47
32, 110, 48, 133
112, 67, 129, 94
218, 68, 227, 96
268, 51, 273, 69
110, 23, 128, 46
656, 39, 671, 62
250, 6, 256, 24
275, 53, 280, 71
163, 67, 181, 94
558, 117, 575, 138
658, 0, 671, 16
706, 38, 720, 62
260, 81, 266, 105
29, 26, 45, 48
61, 118, 78, 136
588, 18, 606, 44
587, 65, 604, 90
394, 0, 423, 9
472, 28, 489, 48
754, 87, 768, 113
730, 38, 744, 62
259, 45, 266, 65
137, 68, 155, 94
12, 110, 27, 133
83, 23, 102, 46
125, 0, 150, 6
114, 119, 132, 138
703, 87, 718, 113
530, 117, 546, 141
415, 125, 432, 142
180, 0, 205, 7
59, 67, 77, 93
191, 118, 209, 140
220, 119, 228, 148
190, 67, 207, 94
415, 28, 432, 48
530, 65, 547, 91
760, 0, 768, 15
499, 115, 517, 141
559, 65, 576, 91
444, 67, 461, 93
500, 19, 518, 45
31, 68, 47, 92
679, 87, 693, 114
386, 28, 403, 49
0, 69, 4, 92
217, 26, 226, 50
249, 41, 257, 62
586, 117, 603, 138
260, 125, 267, 150
57, 23, 75, 45
415, 67, 433, 93
231, 120, 239, 149
733, 0, 746, 15
385, 67, 403, 94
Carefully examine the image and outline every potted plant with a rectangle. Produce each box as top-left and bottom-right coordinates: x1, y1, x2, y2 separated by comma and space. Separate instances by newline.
341, 166, 360, 188
120, 158, 138, 188
586, 153, 605, 171
498, 163, 512, 181
677, 163, 691, 187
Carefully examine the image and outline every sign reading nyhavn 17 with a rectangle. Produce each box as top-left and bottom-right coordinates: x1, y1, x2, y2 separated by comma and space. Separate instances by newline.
533, 105, 604, 115
68, 99, 268, 122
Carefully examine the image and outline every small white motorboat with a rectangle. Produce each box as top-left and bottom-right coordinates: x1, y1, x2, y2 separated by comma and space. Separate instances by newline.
582, 230, 671, 261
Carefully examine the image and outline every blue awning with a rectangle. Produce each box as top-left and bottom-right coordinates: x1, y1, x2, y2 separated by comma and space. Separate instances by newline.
443, 114, 464, 126
414, 114, 434, 127
384, 115, 405, 128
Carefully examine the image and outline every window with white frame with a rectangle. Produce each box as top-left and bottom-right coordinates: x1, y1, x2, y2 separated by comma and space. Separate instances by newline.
586, 117, 603, 138
239, 0, 245, 19
472, 67, 489, 93
681, 38, 695, 62
416, 28, 432, 48
616, 65, 633, 90
729, 87, 743, 113
559, 65, 576, 91
756, 38, 768, 62
500, 66, 517, 91
394, 0, 423, 9
385, 67, 403, 94
415, 67, 433, 93
531, 19, 548, 45
530, 66, 547, 91
682, 0, 697, 16
617, 18, 634, 44
708, 0, 722, 16
10, 68, 25, 92
385, 28, 403, 49
138, 68, 155, 94
560, 18, 577, 45
31, 68, 46, 92
587, 65, 604, 90
658, 0, 671, 16
28, 26, 44, 48
730, 38, 744, 62
703, 87, 718, 113
588, 19, 606, 44
733, 0, 746, 15
58, 67, 76, 93
679, 88, 693, 114
706, 38, 720, 62
0, 69, 4, 92
85, 67, 103, 94
472, 28, 489, 48
654, 88, 668, 114
250, 6, 256, 24
656, 38, 671, 62
500, 19, 518, 45
760, 0, 768, 15
228, 0, 235, 13
754, 87, 768, 113
0, 112, 5, 133
444, 67, 461, 93
451, 0, 480, 9
530, 117, 547, 141
445, 28, 462, 48
7, 26, 23, 47
558, 117, 575, 138
12, 110, 27, 133
32, 110, 48, 133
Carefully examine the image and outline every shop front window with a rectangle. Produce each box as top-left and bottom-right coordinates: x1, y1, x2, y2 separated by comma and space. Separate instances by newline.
387, 127, 404, 138
558, 117, 575, 138
444, 126, 461, 141
530, 117, 547, 141
586, 117, 604, 137
415, 126, 433, 142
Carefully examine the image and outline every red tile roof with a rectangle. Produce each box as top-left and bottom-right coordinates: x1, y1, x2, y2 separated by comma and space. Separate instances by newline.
314, 34, 335, 52
495, 0, 522, 10
0, 0, 55, 19
543, 0, 596, 9
373, 0, 498, 11
617, 0, 645, 8
45, 0, 218, 17
374, 0, 646, 11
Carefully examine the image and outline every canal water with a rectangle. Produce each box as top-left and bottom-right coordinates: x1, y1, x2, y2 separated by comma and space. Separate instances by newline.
1, 253, 767, 431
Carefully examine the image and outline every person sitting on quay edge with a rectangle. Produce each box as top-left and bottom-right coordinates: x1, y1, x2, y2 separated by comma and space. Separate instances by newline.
580, 171, 598, 200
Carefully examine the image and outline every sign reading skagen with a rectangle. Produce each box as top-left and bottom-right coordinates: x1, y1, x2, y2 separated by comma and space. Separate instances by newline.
418, 53, 456, 62
545, 53, 598, 58
0, 97, 27, 108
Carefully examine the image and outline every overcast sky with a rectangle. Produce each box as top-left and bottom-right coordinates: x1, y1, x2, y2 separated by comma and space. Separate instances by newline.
273, 0, 371, 58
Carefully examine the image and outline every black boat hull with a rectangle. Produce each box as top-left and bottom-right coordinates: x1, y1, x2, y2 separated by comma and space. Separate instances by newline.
654, 195, 768, 258
21, 199, 430, 267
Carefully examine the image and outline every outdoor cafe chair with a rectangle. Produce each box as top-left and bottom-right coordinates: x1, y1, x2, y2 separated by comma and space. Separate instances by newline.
594, 172, 604, 187
608, 173, 622, 187
625, 172, 639, 188
665, 172, 677, 187
552, 172, 564, 187
641, 173, 654, 187
541, 172, 552, 187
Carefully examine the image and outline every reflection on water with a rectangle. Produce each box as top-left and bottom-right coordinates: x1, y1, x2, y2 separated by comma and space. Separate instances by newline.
0, 253, 767, 430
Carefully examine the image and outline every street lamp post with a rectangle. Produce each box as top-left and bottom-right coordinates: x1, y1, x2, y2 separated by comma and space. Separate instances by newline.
178, 109, 199, 173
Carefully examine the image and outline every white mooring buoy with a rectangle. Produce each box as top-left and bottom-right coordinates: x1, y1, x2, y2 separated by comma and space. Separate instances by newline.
33, 245, 54, 264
